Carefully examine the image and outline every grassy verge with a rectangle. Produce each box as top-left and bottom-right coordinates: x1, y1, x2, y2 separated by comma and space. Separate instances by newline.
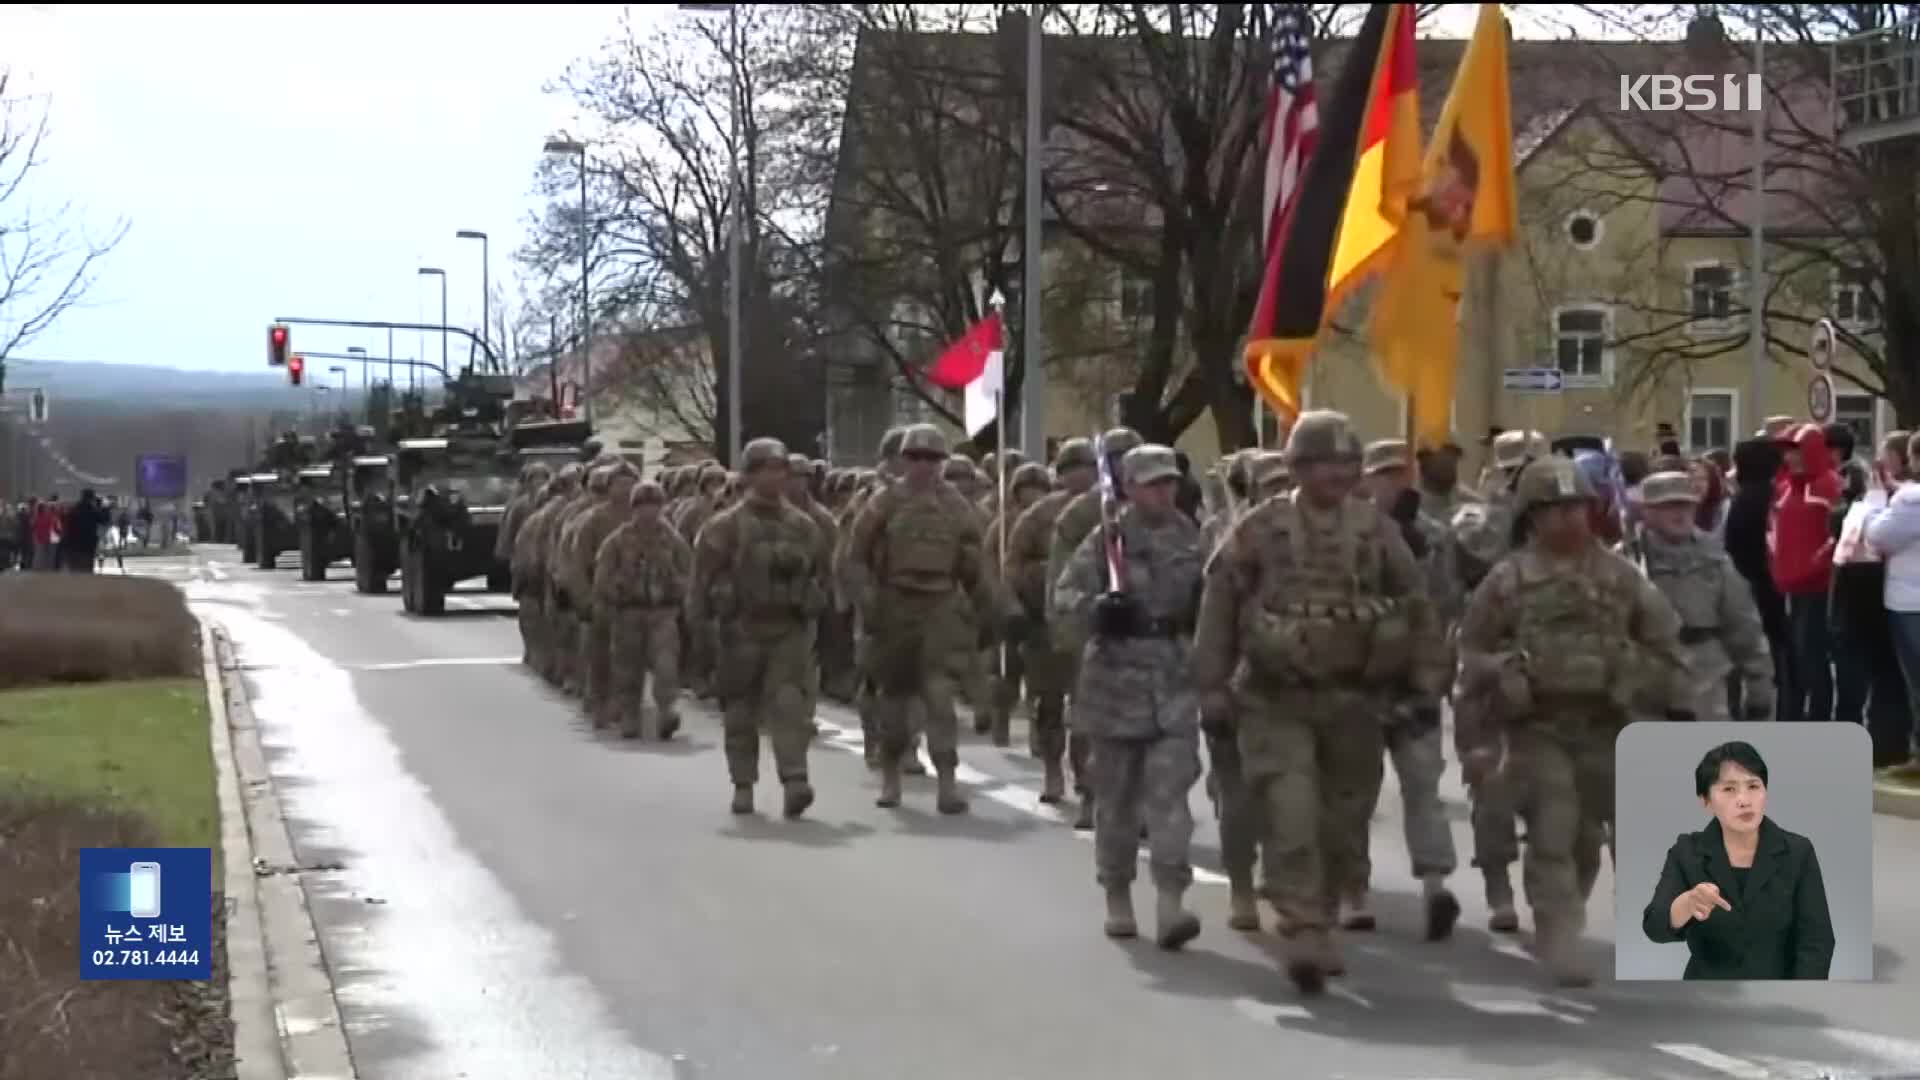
0, 574, 233, 1079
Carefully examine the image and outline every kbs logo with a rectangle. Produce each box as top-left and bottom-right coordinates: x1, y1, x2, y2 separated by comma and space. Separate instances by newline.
1619, 74, 1762, 112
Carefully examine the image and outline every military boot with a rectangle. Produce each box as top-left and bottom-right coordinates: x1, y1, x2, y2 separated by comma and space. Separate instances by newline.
782, 779, 815, 820
902, 742, 927, 777
1227, 886, 1261, 932
1154, 887, 1202, 950
1338, 891, 1376, 932
729, 785, 754, 815
1038, 758, 1066, 804
1281, 929, 1328, 995
1073, 790, 1095, 830
1485, 865, 1520, 933
875, 757, 903, 808
934, 755, 969, 815
1318, 928, 1347, 976
657, 708, 681, 741
989, 706, 1012, 748
619, 706, 643, 740
1535, 915, 1593, 988
1103, 887, 1137, 939
1422, 876, 1462, 942
972, 708, 993, 736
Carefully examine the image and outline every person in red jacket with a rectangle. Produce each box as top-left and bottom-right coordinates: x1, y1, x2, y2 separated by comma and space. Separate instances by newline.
30, 494, 62, 571
1769, 423, 1839, 723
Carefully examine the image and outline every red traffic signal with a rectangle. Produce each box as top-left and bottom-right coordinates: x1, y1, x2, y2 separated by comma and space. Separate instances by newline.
268, 323, 291, 367
288, 355, 305, 386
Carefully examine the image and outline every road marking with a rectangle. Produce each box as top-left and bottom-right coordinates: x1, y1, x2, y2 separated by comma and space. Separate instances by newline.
1231, 995, 1313, 1023
1818, 1029, 1920, 1066
353, 657, 522, 672
1651, 1044, 1773, 1078
1454, 995, 1586, 1024
810, 710, 1230, 886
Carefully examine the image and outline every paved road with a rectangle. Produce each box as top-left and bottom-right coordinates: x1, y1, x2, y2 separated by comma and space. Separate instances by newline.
146, 546, 1920, 1080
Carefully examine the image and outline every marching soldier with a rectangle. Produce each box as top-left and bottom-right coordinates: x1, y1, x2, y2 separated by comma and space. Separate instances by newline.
592, 480, 692, 740
844, 424, 992, 812
1049, 427, 1143, 828
499, 462, 553, 663
1193, 411, 1444, 994
837, 429, 925, 773
983, 461, 1052, 747
1007, 438, 1100, 803
786, 452, 846, 711
512, 465, 579, 677
1633, 470, 1774, 722
1052, 444, 1205, 949
1200, 449, 1261, 929
688, 439, 831, 817
564, 461, 640, 726
546, 456, 616, 695
1354, 438, 1462, 940
1455, 455, 1690, 987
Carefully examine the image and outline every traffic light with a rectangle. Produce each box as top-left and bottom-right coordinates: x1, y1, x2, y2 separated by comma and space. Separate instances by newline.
288, 355, 305, 386
268, 323, 291, 367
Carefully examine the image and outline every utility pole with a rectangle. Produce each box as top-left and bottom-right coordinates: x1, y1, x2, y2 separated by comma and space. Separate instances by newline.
1020, 3, 1048, 457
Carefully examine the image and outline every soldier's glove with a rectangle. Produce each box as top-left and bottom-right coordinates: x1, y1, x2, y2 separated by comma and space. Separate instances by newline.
1091, 591, 1144, 639
1200, 692, 1235, 739
1664, 708, 1698, 723
1460, 745, 1501, 787
1742, 705, 1773, 722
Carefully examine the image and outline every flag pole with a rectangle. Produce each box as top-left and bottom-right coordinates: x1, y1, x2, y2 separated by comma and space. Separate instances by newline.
993, 291, 1009, 685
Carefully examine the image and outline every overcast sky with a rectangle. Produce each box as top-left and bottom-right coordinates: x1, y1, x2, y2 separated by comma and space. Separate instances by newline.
1, 3, 654, 376
3, 3, 1575, 379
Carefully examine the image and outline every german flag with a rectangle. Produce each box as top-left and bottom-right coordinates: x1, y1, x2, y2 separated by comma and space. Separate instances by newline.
1245, 3, 1420, 420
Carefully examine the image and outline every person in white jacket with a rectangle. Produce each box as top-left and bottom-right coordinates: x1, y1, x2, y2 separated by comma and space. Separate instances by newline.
1860, 432, 1920, 768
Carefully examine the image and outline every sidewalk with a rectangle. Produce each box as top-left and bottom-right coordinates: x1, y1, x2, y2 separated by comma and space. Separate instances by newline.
1875, 767, 1920, 820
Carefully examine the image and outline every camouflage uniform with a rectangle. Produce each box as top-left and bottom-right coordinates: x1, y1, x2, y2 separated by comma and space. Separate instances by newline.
844, 424, 991, 812
574, 463, 643, 725
1006, 439, 1099, 802
498, 462, 554, 664
676, 463, 731, 696
835, 429, 923, 772
1353, 439, 1460, 941
1448, 429, 1542, 933
593, 481, 692, 739
941, 455, 999, 733
1053, 445, 1206, 948
690, 439, 830, 817
1049, 427, 1144, 827
1192, 412, 1444, 993
982, 462, 1052, 749
786, 453, 846, 710
1632, 471, 1774, 722
517, 465, 585, 685
544, 459, 615, 694
1454, 456, 1689, 986
1198, 448, 1262, 930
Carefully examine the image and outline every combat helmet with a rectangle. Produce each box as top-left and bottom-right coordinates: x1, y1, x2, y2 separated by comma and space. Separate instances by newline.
1009, 461, 1052, 495
1100, 427, 1144, 457
1249, 450, 1292, 494
941, 456, 975, 482
1001, 448, 1028, 472
580, 436, 605, 462
1223, 449, 1254, 499
1284, 410, 1363, 467
877, 426, 908, 465
1053, 437, 1097, 472
521, 461, 553, 487
585, 464, 619, 496
698, 462, 728, 491
741, 437, 790, 472
551, 461, 586, 494
1515, 455, 1596, 513
899, 424, 950, 459
1361, 438, 1412, 476
630, 480, 666, 507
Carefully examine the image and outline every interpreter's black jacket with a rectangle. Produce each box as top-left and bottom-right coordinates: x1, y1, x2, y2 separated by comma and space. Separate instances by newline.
1641, 816, 1835, 980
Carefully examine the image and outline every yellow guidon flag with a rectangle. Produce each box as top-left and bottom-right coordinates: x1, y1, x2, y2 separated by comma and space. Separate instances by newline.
1371, 2, 1519, 448
1244, 3, 1421, 424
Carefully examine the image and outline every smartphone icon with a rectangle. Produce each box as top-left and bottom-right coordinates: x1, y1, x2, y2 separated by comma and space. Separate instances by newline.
128, 862, 162, 920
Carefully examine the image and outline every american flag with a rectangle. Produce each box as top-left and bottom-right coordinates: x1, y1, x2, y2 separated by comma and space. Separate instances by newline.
1262, 3, 1319, 252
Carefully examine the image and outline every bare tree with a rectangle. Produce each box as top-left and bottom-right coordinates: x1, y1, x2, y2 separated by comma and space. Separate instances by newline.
523, 7, 824, 461
0, 71, 127, 390
1546, 5, 1920, 421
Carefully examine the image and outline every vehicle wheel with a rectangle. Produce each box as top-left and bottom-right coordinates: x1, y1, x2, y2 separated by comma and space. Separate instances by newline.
300, 529, 324, 582
418, 555, 446, 615
256, 537, 276, 571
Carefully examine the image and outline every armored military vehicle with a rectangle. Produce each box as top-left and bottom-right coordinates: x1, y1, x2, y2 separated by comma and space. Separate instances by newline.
390, 434, 516, 613
244, 472, 302, 569
348, 455, 398, 594
230, 475, 257, 560
293, 465, 354, 581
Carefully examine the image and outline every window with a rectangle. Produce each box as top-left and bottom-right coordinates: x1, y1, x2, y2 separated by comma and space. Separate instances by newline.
1832, 268, 1878, 328
1836, 393, 1877, 454
1685, 390, 1736, 453
1552, 304, 1612, 386
1565, 210, 1603, 250
1688, 262, 1735, 325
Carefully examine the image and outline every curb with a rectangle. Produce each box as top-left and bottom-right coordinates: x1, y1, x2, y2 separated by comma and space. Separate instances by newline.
1874, 780, 1920, 820
201, 617, 359, 1080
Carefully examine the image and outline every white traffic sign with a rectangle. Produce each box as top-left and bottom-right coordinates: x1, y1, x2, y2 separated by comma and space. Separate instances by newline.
1808, 373, 1835, 423
1502, 367, 1564, 392
1809, 317, 1836, 372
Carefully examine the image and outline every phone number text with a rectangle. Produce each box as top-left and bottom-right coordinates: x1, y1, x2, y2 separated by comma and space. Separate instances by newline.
89, 949, 201, 966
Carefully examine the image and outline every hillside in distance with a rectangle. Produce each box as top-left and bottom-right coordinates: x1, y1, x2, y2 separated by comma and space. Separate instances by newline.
5, 358, 346, 410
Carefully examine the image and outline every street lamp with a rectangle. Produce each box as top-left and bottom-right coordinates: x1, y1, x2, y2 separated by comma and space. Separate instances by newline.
544, 137, 593, 426
417, 267, 448, 376
328, 365, 348, 397
455, 229, 491, 368
678, 2, 743, 465
345, 346, 368, 395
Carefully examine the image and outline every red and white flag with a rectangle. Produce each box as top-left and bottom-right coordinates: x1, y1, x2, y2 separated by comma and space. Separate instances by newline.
925, 311, 1006, 434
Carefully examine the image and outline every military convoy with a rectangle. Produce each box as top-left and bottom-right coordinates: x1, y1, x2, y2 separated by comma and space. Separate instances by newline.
199, 369, 594, 616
